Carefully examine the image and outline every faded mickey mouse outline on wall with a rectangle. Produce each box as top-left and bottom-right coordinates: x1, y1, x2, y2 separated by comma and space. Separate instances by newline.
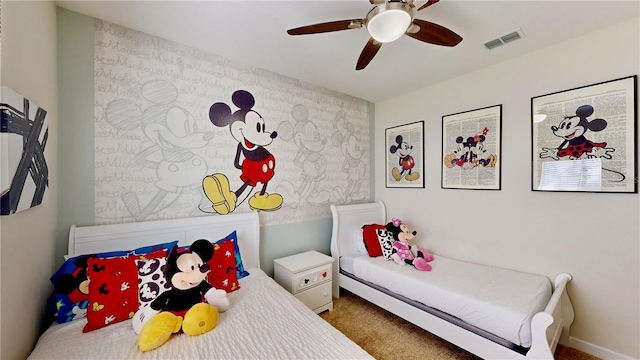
385, 121, 424, 188
1, 86, 50, 215
531, 75, 637, 193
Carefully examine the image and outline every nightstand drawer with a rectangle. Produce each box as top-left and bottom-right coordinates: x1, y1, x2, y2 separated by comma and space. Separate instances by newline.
291, 263, 332, 294
294, 281, 332, 311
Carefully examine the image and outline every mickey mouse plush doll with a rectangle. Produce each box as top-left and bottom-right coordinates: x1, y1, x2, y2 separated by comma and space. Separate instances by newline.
386, 218, 434, 271
133, 239, 231, 352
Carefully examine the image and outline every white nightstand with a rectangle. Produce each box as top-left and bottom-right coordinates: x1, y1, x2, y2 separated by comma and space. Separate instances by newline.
273, 250, 335, 314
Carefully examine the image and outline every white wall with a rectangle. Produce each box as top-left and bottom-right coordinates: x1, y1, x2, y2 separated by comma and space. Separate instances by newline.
0, 1, 58, 359
375, 18, 639, 358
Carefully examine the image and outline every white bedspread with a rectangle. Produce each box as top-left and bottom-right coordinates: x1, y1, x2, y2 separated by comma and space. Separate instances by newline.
28, 268, 373, 360
342, 253, 551, 347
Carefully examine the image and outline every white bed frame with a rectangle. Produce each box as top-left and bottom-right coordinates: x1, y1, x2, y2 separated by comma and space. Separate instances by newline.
330, 201, 575, 360
69, 212, 261, 269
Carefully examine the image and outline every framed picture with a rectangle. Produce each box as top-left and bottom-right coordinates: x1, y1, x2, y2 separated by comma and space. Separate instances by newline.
385, 121, 424, 188
1, 86, 50, 215
441, 105, 502, 190
531, 75, 637, 193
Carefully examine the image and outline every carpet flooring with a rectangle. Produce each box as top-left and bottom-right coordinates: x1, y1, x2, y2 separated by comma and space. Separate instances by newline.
320, 290, 599, 360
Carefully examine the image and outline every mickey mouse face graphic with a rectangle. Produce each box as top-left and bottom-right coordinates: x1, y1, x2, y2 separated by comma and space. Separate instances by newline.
231, 110, 277, 150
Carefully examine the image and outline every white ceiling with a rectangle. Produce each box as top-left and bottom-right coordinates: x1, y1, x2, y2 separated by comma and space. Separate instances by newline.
56, 0, 639, 103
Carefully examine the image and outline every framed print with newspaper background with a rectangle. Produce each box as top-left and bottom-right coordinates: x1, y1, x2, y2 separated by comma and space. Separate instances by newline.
531, 75, 637, 193
442, 105, 502, 190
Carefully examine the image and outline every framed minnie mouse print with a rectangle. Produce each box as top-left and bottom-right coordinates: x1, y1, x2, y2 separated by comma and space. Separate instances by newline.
531, 75, 637, 193
441, 105, 502, 190
385, 121, 424, 188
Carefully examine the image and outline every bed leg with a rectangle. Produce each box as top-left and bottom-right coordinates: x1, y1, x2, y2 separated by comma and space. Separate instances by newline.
332, 261, 341, 298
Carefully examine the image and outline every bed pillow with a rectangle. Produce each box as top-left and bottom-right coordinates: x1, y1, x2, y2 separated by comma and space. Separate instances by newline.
136, 257, 171, 308
213, 231, 249, 279
83, 255, 144, 333
49, 241, 177, 324
361, 224, 387, 257
376, 229, 395, 260
207, 239, 240, 293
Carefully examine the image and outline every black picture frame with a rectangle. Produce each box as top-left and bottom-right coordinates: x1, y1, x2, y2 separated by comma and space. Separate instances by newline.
441, 105, 502, 190
531, 75, 637, 193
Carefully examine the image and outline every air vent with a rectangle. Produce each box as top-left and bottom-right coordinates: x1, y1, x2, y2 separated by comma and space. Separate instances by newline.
484, 39, 503, 50
484, 28, 525, 50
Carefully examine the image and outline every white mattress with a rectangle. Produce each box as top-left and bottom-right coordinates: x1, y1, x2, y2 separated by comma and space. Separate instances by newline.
28, 268, 373, 360
340, 253, 551, 347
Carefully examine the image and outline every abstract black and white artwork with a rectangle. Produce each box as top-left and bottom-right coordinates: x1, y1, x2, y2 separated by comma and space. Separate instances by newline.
1, 86, 50, 215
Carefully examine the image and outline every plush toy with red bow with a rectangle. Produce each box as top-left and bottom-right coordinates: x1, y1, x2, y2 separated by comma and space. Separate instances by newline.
386, 218, 434, 271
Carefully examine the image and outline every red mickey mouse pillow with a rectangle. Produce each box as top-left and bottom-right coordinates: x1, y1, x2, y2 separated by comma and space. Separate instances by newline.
361, 224, 387, 257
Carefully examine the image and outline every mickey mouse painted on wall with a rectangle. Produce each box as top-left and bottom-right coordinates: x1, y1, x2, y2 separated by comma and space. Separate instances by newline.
202, 90, 283, 215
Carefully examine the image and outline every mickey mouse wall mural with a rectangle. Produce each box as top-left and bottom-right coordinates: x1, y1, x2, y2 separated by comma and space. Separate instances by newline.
202, 90, 283, 215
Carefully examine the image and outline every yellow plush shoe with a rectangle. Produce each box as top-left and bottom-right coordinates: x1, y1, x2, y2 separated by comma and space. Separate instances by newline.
203, 174, 237, 215
182, 303, 219, 336
248, 192, 283, 212
138, 312, 183, 352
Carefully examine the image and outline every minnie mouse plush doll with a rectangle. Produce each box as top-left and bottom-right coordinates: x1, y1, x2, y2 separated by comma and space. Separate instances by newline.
386, 218, 434, 271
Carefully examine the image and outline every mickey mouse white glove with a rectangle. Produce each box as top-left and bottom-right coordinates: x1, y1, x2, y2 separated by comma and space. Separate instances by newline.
204, 288, 230, 312
132, 305, 160, 334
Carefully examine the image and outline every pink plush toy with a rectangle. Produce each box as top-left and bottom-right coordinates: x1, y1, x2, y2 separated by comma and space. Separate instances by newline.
386, 218, 434, 271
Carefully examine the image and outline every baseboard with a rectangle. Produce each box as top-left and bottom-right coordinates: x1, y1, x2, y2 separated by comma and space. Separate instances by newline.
569, 337, 636, 360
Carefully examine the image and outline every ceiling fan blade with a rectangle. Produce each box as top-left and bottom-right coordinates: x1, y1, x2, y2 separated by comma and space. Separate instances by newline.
406, 19, 462, 46
356, 38, 382, 71
370, 0, 386, 4
417, 0, 440, 11
287, 19, 362, 35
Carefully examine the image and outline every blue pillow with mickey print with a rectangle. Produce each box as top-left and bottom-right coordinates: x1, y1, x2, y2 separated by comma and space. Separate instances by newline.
48, 241, 177, 324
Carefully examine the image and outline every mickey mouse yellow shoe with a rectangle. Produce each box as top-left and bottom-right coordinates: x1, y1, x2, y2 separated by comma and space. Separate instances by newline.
249, 192, 283, 212
203, 174, 237, 215
405, 172, 420, 182
138, 312, 182, 352
391, 167, 402, 181
182, 303, 219, 336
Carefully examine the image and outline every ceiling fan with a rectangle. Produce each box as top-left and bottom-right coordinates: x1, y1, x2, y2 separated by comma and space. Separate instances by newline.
287, 0, 462, 70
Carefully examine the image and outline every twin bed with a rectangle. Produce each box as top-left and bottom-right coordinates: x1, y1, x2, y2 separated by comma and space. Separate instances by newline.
330, 201, 575, 360
28, 212, 372, 360
29, 201, 574, 359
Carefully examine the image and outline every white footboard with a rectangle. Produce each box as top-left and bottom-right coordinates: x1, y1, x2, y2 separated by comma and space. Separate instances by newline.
330, 202, 575, 360
527, 273, 575, 359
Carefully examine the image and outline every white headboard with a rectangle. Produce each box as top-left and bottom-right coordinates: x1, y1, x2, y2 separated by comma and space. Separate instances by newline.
330, 201, 386, 259
69, 212, 261, 269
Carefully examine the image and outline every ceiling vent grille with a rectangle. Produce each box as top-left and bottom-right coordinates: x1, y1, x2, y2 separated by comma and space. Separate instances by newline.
484, 28, 525, 50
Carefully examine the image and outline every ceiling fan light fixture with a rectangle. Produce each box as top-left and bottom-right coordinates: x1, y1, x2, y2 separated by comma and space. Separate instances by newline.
366, 3, 413, 43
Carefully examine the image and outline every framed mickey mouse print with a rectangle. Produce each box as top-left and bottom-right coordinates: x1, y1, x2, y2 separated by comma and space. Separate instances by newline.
385, 121, 424, 188
531, 75, 637, 193
441, 105, 502, 190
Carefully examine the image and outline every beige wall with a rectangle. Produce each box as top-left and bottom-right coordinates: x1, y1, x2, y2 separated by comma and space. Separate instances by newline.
375, 18, 640, 358
0, 1, 58, 359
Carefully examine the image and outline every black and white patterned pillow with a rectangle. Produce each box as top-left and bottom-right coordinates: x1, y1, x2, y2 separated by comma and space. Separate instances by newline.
136, 257, 171, 307
376, 229, 395, 260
